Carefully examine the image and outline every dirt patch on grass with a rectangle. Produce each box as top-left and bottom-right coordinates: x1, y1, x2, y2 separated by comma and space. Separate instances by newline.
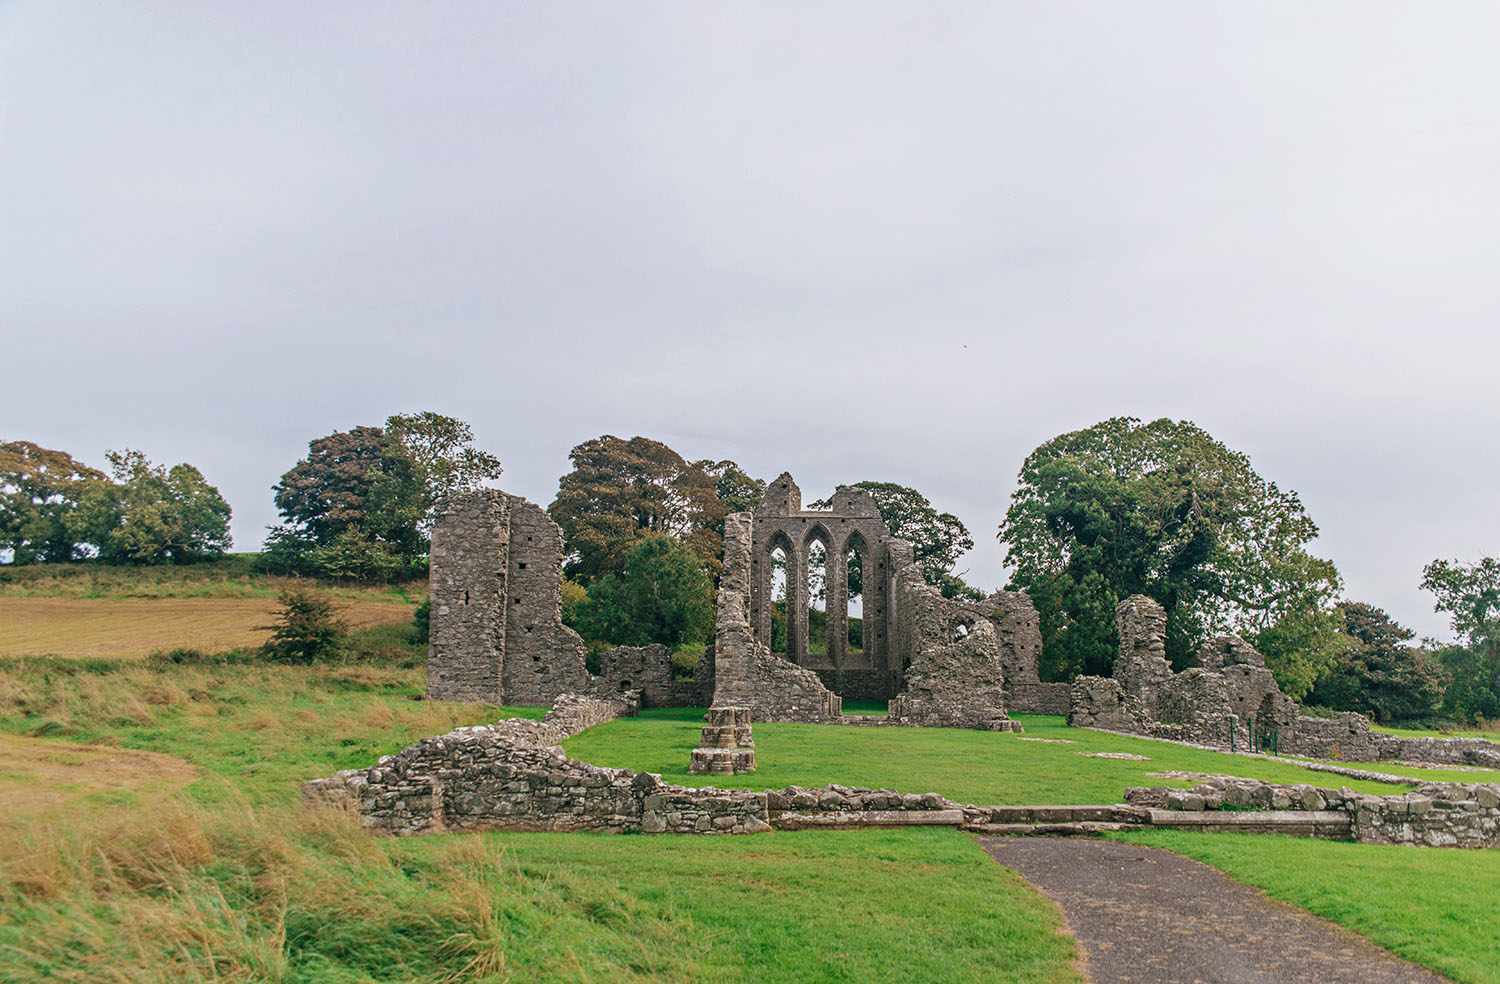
0, 733, 198, 819
0, 597, 414, 659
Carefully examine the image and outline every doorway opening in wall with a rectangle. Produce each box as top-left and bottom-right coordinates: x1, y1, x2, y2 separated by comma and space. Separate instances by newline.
769, 545, 788, 654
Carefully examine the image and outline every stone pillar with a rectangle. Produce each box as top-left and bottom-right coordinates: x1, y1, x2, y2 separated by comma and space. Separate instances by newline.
787, 540, 805, 663
689, 706, 757, 775
827, 543, 847, 669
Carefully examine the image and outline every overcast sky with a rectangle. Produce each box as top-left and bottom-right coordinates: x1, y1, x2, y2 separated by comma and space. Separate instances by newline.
3, 3, 1497, 640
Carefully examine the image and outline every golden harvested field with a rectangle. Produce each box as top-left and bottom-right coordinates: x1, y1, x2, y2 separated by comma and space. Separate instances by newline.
0, 732, 198, 820
0, 597, 415, 659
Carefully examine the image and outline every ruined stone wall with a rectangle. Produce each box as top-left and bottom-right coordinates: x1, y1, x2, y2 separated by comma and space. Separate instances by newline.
987, 590, 1067, 712
597, 644, 715, 708
885, 556, 1015, 730
428, 490, 625, 707
426, 492, 509, 703
1128, 776, 1500, 849
302, 694, 770, 836
748, 475, 894, 675
497, 498, 593, 704
1071, 595, 1500, 766
710, 513, 842, 722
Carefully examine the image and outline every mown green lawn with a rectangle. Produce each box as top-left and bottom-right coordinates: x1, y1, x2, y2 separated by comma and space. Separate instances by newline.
565, 709, 1456, 804
1119, 830, 1500, 984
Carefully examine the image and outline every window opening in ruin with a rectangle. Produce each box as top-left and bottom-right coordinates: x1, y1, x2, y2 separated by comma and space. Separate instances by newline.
769, 545, 788, 653
953, 622, 970, 642
807, 538, 828, 655
846, 541, 865, 654
518, 562, 526, 569
463, 591, 469, 606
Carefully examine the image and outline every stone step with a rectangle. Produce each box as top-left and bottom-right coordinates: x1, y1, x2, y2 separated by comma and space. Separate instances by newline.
769, 808, 965, 830
975, 805, 1149, 825
1146, 809, 1353, 838
966, 821, 1136, 836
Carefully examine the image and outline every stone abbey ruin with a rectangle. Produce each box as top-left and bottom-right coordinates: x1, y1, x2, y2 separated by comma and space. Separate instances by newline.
305, 470, 1500, 850
425, 473, 1066, 728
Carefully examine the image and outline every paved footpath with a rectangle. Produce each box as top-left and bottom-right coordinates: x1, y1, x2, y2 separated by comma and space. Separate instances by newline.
977, 837, 1447, 984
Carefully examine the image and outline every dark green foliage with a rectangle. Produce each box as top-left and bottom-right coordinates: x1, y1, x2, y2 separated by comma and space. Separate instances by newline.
1306, 602, 1444, 723
0, 440, 106, 563
548, 436, 732, 584
571, 536, 715, 649
811, 481, 975, 594
1423, 557, 1500, 722
412, 599, 430, 645
999, 417, 1341, 694
260, 587, 347, 664
267, 413, 500, 581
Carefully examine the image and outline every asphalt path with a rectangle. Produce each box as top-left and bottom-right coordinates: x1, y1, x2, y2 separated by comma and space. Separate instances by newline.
977, 837, 1448, 984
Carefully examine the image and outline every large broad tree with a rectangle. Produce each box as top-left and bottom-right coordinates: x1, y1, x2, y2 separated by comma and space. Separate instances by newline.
1000, 417, 1342, 694
810, 481, 978, 599
268, 413, 501, 577
0, 441, 106, 563
548, 436, 739, 584
75, 450, 233, 564
1421, 557, 1500, 721
1305, 602, 1445, 723
570, 535, 715, 649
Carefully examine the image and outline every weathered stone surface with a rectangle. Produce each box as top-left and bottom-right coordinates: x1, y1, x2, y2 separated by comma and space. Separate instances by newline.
426, 490, 592, 705
885, 560, 1015, 730
1128, 776, 1500, 849
597, 643, 714, 708
689, 705, 757, 775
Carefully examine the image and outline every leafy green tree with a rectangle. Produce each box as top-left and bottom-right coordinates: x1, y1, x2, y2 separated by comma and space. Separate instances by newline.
1421, 557, 1500, 721
810, 481, 976, 596
75, 450, 232, 564
260, 587, 347, 664
1000, 417, 1342, 693
548, 436, 729, 584
268, 413, 500, 578
384, 411, 504, 535
1306, 602, 1444, 723
0, 441, 106, 563
570, 535, 715, 649
699, 459, 767, 515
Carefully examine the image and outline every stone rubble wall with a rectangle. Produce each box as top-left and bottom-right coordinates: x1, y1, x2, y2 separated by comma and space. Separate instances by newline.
1007, 682, 1073, 715
709, 513, 842, 723
1126, 776, 1500, 849
426, 492, 510, 703
885, 558, 1015, 730
302, 694, 770, 836
1070, 595, 1500, 768
596, 643, 714, 708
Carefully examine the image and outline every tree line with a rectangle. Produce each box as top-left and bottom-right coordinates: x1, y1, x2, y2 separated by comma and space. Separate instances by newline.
5, 414, 1500, 724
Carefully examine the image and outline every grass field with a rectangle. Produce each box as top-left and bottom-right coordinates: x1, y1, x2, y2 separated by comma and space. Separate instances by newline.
0, 657, 1081, 983
565, 709, 1500, 802
3, 576, 1497, 983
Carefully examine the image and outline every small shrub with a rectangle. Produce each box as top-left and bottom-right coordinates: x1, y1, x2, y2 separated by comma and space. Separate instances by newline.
260, 587, 347, 664
412, 599, 430, 645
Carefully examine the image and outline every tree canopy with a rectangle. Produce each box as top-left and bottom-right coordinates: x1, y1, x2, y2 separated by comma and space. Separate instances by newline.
999, 417, 1342, 694
76, 450, 233, 564
1305, 601, 1444, 723
1, 441, 231, 566
267, 412, 501, 580
0, 440, 106, 563
548, 436, 751, 584
1421, 557, 1500, 721
570, 535, 716, 649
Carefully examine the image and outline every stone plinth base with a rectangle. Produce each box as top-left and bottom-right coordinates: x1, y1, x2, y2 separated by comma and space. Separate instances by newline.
689, 705, 756, 774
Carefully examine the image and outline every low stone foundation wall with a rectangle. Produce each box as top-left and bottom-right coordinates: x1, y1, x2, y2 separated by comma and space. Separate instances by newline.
1126, 776, 1500, 849
811, 668, 897, 702
1008, 682, 1071, 715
